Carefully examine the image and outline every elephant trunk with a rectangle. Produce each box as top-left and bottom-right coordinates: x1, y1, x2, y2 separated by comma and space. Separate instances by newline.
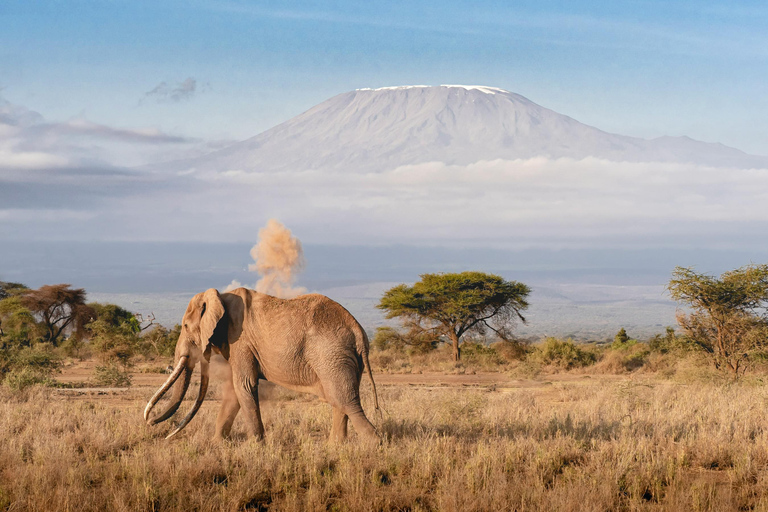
165, 358, 209, 439
144, 355, 192, 425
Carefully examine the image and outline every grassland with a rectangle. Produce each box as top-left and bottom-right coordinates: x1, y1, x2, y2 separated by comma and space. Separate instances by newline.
3, 359, 768, 512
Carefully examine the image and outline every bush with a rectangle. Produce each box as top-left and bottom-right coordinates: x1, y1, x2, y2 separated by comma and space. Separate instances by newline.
531, 337, 597, 370
460, 341, 503, 366
371, 326, 439, 354
648, 327, 689, 354
490, 340, 528, 362
93, 363, 132, 387
3, 367, 56, 391
592, 343, 650, 374
372, 327, 406, 352
141, 324, 180, 358
0, 343, 60, 386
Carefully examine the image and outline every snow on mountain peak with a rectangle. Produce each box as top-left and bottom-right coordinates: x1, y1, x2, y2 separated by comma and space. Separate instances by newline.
356, 84, 507, 95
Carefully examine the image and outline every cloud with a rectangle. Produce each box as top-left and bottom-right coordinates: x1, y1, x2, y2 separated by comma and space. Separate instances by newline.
176, 157, 768, 248
3, 93, 767, 251
0, 94, 213, 176
142, 77, 201, 104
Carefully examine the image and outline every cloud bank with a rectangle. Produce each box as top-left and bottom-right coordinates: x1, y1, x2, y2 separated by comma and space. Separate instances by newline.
2, 95, 767, 251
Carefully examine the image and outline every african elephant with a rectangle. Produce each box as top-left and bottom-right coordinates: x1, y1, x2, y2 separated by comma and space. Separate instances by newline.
144, 287, 379, 442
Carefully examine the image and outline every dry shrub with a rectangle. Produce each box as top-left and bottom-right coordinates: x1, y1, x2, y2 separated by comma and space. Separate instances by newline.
530, 337, 598, 371
590, 343, 651, 374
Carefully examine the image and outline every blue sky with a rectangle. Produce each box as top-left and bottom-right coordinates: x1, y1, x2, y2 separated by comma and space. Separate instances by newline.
2, 0, 767, 154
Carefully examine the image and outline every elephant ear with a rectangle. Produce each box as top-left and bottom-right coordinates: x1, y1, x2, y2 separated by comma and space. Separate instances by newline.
199, 288, 225, 361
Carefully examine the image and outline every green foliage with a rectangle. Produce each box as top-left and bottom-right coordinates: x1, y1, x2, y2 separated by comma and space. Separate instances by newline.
142, 324, 180, 358
532, 337, 598, 369
668, 264, 768, 377
0, 343, 61, 388
372, 327, 406, 351
0, 296, 39, 347
93, 363, 132, 387
459, 341, 503, 365
648, 327, 689, 354
611, 328, 638, 350
87, 303, 144, 369
371, 326, 439, 354
88, 303, 141, 333
3, 367, 56, 391
378, 271, 531, 361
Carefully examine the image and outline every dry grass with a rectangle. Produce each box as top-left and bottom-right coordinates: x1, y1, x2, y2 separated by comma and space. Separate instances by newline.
3, 375, 768, 511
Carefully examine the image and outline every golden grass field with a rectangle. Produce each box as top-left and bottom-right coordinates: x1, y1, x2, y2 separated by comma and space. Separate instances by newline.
3, 357, 768, 512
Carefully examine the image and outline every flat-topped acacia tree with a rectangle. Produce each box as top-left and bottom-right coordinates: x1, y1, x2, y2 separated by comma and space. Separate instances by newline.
377, 272, 531, 361
22, 284, 89, 346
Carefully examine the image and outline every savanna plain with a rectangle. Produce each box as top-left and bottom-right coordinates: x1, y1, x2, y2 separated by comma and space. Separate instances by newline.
4, 344, 768, 512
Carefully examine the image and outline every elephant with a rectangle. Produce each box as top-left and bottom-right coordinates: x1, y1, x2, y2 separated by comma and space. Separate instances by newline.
144, 287, 380, 442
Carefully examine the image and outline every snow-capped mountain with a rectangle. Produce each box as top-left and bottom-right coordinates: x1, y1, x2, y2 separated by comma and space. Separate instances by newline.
167, 85, 767, 173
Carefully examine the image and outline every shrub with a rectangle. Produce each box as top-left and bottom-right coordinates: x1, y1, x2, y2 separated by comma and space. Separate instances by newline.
93, 363, 132, 387
141, 324, 180, 358
3, 367, 55, 391
611, 328, 638, 350
593, 343, 650, 374
460, 341, 503, 366
648, 327, 689, 354
371, 326, 439, 354
490, 340, 528, 362
531, 337, 597, 370
372, 327, 406, 352
0, 343, 60, 386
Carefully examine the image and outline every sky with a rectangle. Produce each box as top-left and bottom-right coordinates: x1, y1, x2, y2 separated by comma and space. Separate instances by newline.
2, 0, 768, 251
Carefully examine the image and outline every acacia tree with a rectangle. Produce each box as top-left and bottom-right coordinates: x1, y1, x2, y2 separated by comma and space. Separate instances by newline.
668, 265, 768, 377
378, 272, 531, 361
22, 284, 89, 346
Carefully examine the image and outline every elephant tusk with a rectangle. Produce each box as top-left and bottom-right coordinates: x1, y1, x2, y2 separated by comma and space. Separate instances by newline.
165, 359, 209, 440
144, 355, 189, 422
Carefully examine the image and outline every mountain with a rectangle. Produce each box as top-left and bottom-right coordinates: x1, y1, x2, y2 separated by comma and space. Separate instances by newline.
164, 85, 767, 173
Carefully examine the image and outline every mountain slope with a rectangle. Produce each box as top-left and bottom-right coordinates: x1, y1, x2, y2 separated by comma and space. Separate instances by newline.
167, 85, 767, 173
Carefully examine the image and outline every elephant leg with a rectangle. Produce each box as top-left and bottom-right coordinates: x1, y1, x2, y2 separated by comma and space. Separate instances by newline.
323, 379, 378, 442
231, 363, 265, 439
342, 400, 378, 442
214, 370, 240, 440
330, 406, 348, 442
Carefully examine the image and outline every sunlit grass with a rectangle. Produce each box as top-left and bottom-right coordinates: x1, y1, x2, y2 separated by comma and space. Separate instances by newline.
3, 376, 768, 511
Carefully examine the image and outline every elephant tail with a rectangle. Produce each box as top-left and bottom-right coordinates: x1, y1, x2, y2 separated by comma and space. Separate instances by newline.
359, 331, 380, 412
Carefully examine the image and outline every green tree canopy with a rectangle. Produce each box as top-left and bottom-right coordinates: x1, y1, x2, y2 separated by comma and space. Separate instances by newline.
377, 271, 531, 361
22, 284, 89, 346
87, 303, 141, 333
668, 264, 768, 377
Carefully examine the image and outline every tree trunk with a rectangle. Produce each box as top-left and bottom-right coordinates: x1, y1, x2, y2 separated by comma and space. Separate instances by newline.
449, 330, 461, 362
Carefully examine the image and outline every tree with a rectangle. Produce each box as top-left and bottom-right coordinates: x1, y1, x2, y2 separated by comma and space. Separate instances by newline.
668, 265, 768, 377
378, 272, 531, 361
0, 282, 29, 300
22, 284, 89, 346
0, 297, 38, 346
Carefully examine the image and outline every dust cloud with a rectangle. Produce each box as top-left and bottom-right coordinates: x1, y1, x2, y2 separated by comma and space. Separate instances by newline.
224, 219, 306, 298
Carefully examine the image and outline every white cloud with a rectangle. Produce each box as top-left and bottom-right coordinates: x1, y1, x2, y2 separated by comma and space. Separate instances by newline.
174, 157, 768, 247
